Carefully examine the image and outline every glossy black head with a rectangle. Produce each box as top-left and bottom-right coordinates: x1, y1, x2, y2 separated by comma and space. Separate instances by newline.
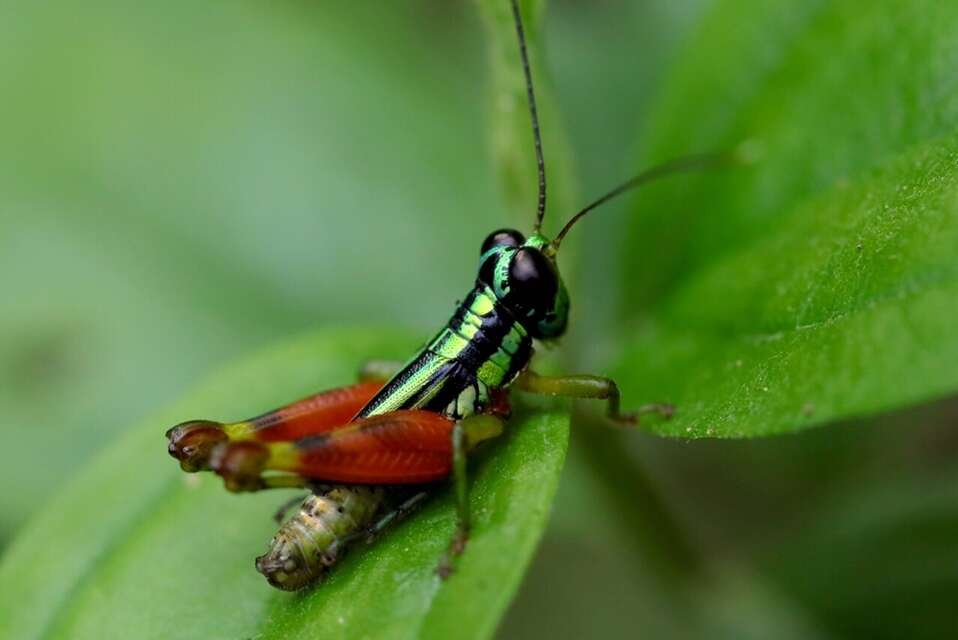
480, 228, 525, 254
477, 230, 569, 339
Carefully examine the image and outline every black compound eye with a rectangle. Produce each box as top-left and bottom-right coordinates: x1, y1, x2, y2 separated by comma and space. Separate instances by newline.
480, 228, 525, 256
507, 247, 558, 314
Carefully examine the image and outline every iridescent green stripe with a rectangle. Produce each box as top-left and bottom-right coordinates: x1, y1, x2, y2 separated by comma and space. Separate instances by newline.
360, 353, 447, 416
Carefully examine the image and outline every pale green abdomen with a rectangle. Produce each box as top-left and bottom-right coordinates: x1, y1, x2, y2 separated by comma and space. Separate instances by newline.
256, 486, 385, 590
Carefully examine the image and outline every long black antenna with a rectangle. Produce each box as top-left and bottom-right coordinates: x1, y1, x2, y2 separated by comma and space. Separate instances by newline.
510, 0, 547, 232
552, 151, 734, 250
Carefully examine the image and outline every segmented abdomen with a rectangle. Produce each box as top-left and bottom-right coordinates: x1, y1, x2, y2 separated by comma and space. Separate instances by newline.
255, 486, 385, 591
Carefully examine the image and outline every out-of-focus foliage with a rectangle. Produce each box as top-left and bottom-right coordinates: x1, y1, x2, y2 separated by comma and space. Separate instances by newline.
2, 0, 957, 639
614, 0, 958, 438
0, 0, 502, 538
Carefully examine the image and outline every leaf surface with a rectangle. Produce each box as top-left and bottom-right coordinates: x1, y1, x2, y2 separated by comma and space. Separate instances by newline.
609, 0, 958, 437
0, 328, 569, 640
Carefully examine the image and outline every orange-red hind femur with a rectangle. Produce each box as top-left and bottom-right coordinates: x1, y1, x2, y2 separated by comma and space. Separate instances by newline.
166, 381, 384, 472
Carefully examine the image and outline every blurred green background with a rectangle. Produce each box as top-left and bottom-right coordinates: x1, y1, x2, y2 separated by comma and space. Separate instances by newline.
3, 1, 956, 638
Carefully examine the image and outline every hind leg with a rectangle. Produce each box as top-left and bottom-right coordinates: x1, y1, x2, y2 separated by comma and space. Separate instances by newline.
166, 381, 384, 474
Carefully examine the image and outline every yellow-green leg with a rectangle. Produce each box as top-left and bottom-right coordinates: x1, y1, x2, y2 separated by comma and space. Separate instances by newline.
514, 370, 674, 425
437, 413, 505, 579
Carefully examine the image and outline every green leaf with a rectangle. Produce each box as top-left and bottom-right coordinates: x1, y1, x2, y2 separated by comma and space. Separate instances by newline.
0, 328, 569, 640
609, 0, 958, 437
0, 0, 505, 538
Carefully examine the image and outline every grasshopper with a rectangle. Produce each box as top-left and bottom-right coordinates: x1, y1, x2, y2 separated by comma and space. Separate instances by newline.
166, 0, 725, 591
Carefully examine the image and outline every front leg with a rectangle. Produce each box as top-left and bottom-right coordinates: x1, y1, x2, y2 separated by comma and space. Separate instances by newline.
514, 370, 674, 426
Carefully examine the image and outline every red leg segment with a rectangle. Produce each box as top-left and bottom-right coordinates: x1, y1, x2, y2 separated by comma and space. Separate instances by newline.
166, 381, 384, 472
270, 410, 457, 484
242, 381, 384, 441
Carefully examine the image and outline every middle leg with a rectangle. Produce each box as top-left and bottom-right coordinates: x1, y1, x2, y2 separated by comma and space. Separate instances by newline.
437, 413, 505, 579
